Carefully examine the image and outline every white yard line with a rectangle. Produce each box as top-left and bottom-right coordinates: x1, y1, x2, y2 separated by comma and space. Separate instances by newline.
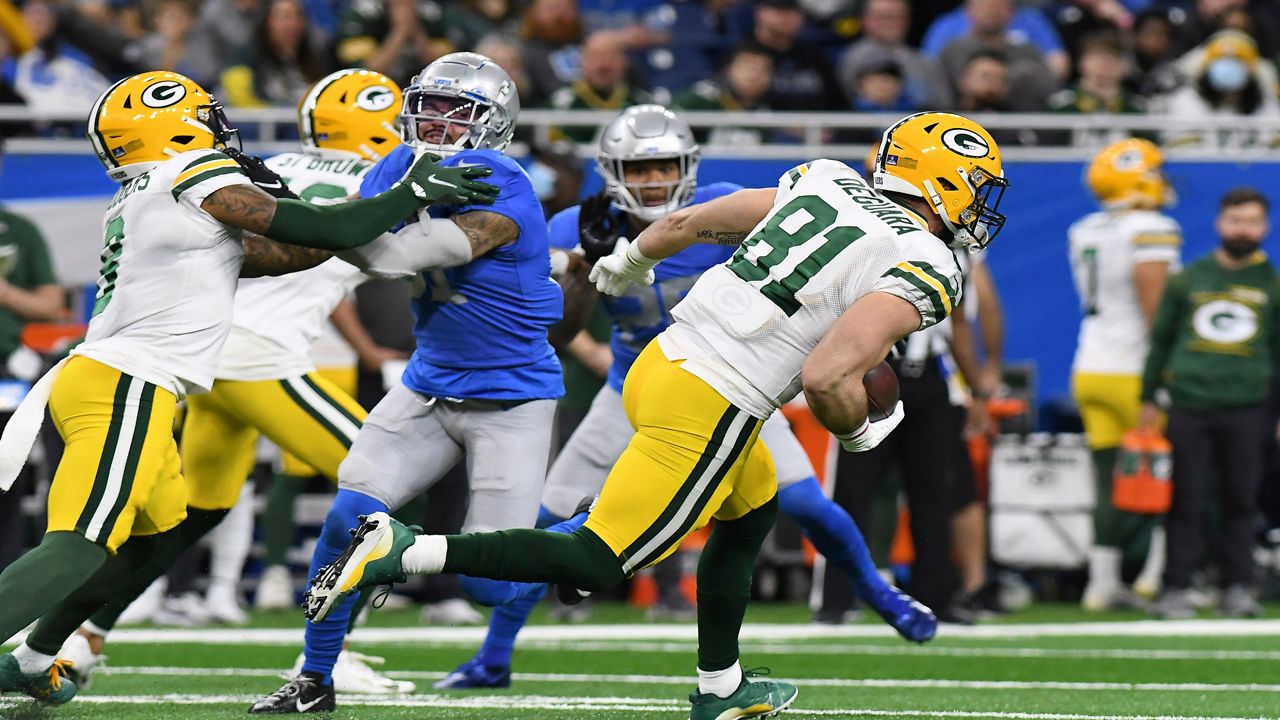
99, 666, 1280, 694
33, 618, 1280, 648
2, 693, 1270, 720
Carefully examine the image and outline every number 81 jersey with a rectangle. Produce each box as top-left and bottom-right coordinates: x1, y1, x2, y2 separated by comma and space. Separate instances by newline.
658, 159, 964, 419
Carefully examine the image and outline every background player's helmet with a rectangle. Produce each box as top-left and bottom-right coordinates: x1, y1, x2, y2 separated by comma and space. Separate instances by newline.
1085, 138, 1173, 210
873, 111, 1008, 251
399, 52, 519, 158
299, 69, 402, 162
597, 105, 701, 223
87, 71, 238, 183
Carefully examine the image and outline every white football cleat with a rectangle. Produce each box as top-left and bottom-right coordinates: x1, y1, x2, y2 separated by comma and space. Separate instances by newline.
57, 633, 103, 690
205, 584, 250, 626
284, 650, 416, 694
419, 598, 483, 626
152, 592, 214, 627
255, 565, 295, 611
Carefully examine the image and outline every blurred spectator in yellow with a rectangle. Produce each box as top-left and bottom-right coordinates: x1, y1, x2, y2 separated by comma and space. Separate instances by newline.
337, 0, 454, 84
185, 0, 261, 88
923, 0, 1069, 80
219, 0, 332, 108
0, 0, 108, 117
1159, 30, 1280, 148
838, 0, 950, 111
674, 42, 773, 145
938, 0, 1060, 112
549, 31, 650, 142
520, 0, 583, 108
0, 1, 33, 58
750, 0, 845, 110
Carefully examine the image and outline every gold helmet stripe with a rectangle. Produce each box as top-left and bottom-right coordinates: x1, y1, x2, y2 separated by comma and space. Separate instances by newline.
87, 76, 131, 169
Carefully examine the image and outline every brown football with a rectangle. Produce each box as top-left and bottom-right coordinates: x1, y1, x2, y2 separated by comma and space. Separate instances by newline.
863, 361, 900, 422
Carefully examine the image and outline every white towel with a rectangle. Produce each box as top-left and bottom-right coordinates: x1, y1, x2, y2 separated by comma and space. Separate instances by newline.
0, 356, 68, 491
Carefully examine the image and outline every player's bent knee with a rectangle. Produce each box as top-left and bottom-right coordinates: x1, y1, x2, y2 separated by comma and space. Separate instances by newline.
567, 528, 626, 592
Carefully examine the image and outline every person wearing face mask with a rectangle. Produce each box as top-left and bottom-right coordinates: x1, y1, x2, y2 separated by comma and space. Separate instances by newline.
1162, 30, 1280, 148
1139, 187, 1278, 621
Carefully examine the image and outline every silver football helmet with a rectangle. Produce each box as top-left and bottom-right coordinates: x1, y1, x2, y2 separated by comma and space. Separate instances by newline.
597, 105, 700, 223
400, 52, 519, 157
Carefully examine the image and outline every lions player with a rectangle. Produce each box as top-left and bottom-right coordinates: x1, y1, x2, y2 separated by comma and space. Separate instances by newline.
0, 70, 493, 704
251, 52, 566, 714
310, 111, 1008, 719
41, 69, 414, 695
435, 106, 936, 691
1070, 138, 1180, 610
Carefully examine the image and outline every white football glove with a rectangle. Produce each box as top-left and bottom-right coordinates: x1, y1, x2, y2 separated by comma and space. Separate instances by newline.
836, 401, 906, 453
588, 238, 657, 296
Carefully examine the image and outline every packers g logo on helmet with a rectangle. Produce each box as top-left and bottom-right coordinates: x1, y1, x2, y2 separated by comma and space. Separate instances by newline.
299, 69, 402, 161
873, 112, 1008, 251
1085, 138, 1172, 209
87, 72, 237, 184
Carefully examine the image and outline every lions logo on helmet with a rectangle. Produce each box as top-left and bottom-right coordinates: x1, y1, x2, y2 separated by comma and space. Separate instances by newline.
1085, 138, 1173, 210
873, 111, 1008, 251
298, 69, 402, 161
87, 71, 237, 183
597, 105, 701, 223
399, 52, 519, 158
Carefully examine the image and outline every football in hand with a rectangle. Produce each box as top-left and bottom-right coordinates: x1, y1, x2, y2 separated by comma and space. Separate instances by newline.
863, 361, 900, 422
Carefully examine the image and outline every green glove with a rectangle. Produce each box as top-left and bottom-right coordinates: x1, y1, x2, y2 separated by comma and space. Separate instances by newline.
399, 153, 501, 205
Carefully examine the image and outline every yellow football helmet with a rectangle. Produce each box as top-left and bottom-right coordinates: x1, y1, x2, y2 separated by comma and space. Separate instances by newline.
1086, 138, 1172, 209
872, 111, 1008, 250
87, 71, 237, 183
298, 69, 402, 161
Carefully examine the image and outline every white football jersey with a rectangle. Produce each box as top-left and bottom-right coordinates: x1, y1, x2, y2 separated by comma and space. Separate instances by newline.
658, 159, 964, 419
215, 151, 370, 381
75, 149, 253, 396
1069, 209, 1182, 375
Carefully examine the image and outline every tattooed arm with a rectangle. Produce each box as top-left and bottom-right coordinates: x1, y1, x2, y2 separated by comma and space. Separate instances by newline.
240, 234, 333, 277
632, 188, 775, 261
202, 183, 279, 235
451, 210, 520, 258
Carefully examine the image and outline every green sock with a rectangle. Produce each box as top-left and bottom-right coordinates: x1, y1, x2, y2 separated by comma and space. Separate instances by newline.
0, 532, 107, 646
26, 532, 162, 655
1091, 447, 1122, 548
696, 497, 779, 672
443, 526, 624, 592
87, 507, 229, 632
263, 474, 308, 567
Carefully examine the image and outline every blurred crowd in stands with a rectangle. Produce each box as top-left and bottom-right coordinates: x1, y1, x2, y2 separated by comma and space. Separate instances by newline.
0, 0, 1278, 144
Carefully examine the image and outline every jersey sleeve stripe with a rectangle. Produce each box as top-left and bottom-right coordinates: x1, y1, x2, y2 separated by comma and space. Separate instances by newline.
912, 261, 960, 310
885, 267, 947, 321
181, 151, 233, 173
171, 165, 245, 201
893, 262, 954, 315
174, 158, 240, 188
1133, 232, 1182, 247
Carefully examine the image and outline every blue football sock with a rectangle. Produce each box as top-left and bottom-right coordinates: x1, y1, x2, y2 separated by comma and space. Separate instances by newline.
470, 509, 592, 668
301, 489, 389, 683
779, 477, 887, 602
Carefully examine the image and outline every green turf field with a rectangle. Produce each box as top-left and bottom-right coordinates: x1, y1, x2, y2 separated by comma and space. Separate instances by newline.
3, 603, 1279, 719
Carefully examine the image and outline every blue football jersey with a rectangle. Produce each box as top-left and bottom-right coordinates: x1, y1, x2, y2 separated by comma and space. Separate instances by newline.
362, 145, 564, 400
548, 182, 740, 391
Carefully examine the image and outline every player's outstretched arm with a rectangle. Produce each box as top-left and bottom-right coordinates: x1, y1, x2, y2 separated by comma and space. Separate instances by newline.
202, 155, 497, 252
634, 187, 776, 258
338, 208, 519, 278
803, 292, 920, 449
240, 233, 334, 277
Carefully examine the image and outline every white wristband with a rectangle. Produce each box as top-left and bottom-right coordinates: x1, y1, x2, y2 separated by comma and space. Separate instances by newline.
835, 418, 871, 445
624, 240, 659, 273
